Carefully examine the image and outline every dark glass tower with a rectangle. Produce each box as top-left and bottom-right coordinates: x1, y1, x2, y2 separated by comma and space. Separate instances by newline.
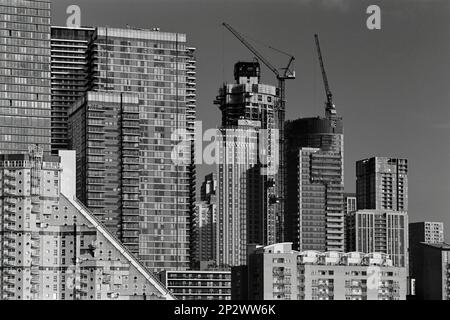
50, 26, 94, 154
68, 91, 141, 255
285, 114, 345, 252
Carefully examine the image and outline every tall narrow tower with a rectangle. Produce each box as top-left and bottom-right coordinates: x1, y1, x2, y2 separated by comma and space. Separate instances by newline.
214, 62, 280, 266
348, 157, 409, 268
50, 26, 94, 154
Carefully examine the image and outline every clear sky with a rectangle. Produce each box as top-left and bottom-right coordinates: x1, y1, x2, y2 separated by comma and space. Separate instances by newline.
51, 0, 450, 240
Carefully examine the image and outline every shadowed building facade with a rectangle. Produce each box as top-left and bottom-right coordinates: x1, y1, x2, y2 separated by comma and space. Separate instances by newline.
409, 222, 445, 299
68, 91, 140, 255
409, 243, 450, 300
50, 26, 94, 154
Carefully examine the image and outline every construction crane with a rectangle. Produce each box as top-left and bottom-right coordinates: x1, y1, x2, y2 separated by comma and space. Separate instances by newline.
223, 22, 295, 99
222, 22, 295, 244
314, 34, 337, 120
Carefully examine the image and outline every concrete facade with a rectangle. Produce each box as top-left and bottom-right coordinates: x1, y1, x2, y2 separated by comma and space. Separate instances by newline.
243, 243, 406, 300
0, 148, 174, 300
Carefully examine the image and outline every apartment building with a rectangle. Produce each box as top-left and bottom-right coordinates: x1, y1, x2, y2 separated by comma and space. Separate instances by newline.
50, 26, 94, 154
239, 243, 406, 300
68, 91, 140, 255
346, 210, 408, 268
0, 0, 52, 152
285, 115, 345, 253
356, 157, 408, 211
62, 26, 198, 271
0, 147, 174, 300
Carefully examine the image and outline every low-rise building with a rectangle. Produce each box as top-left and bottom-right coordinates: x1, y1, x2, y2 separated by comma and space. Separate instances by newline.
159, 270, 231, 300
237, 243, 407, 300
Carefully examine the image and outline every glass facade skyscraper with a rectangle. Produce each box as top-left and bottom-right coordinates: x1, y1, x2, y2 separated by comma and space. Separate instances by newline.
214, 62, 281, 251
285, 113, 345, 252
214, 62, 281, 266
84, 27, 196, 271
0, 0, 52, 153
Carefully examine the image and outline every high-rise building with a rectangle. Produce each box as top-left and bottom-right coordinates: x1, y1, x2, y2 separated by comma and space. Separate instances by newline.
0, 148, 174, 300
348, 157, 409, 267
216, 121, 260, 267
235, 243, 407, 300
68, 91, 140, 255
159, 270, 231, 300
76, 26, 197, 271
200, 173, 216, 202
409, 243, 450, 300
286, 147, 344, 252
344, 193, 357, 214
356, 157, 408, 211
409, 221, 445, 298
214, 62, 281, 247
191, 173, 217, 269
285, 113, 345, 252
50, 26, 94, 154
191, 201, 216, 268
0, 0, 52, 153
344, 193, 357, 251
346, 210, 408, 267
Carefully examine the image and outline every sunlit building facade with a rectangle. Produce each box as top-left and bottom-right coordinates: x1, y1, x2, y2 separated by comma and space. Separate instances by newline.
0, 148, 173, 300
239, 243, 406, 300
85, 27, 196, 271
0, 0, 52, 152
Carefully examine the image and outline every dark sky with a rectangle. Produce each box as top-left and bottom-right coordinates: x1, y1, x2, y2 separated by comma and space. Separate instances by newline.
51, 0, 450, 239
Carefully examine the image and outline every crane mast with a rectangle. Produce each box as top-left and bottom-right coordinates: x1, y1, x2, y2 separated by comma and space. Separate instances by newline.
314, 34, 337, 119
